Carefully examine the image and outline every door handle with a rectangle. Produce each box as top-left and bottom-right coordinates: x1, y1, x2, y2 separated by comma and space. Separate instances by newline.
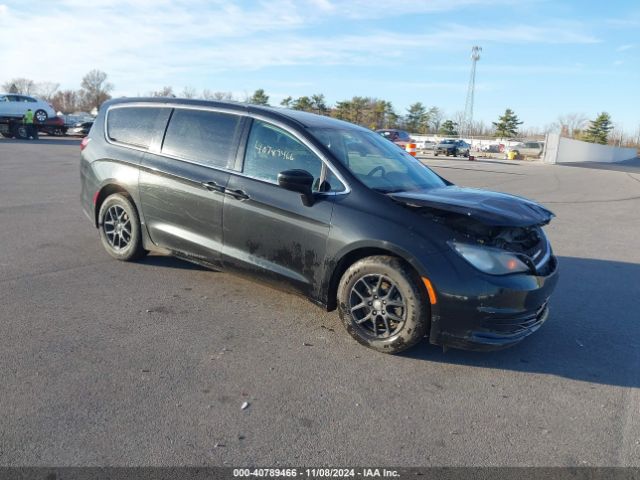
202, 181, 225, 193
225, 189, 249, 200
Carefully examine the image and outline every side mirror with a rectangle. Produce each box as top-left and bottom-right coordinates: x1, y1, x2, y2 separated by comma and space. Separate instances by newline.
278, 169, 315, 206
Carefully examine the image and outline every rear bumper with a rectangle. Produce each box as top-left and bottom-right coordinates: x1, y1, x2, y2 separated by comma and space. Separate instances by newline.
429, 255, 559, 351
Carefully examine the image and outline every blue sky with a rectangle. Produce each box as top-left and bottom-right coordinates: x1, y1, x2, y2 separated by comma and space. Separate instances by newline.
0, 0, 638, 132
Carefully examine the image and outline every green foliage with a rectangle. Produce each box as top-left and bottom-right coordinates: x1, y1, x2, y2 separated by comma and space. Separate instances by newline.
439, 120, 458, 136
582, 112, 613, 145
405, 102, 430, 134
249, 88, 269, 106
492, 108, 523, 138
280, 96, 293, 108
332, 97, 397, 129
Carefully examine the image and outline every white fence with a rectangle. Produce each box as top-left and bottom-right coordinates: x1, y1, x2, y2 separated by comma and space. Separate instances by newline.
543, 133, 637, 164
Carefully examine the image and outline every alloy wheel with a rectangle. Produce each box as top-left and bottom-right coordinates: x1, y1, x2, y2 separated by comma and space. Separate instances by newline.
103, 205, 132, 250
349, 274, 406, 338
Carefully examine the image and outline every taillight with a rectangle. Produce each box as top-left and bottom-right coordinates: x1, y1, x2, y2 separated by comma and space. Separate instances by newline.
80, 137, 91, 151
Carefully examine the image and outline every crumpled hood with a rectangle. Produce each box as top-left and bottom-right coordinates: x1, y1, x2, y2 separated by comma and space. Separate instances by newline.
389, 186, 554, 227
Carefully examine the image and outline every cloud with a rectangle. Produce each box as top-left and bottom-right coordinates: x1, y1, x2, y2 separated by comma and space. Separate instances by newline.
616, 44, 634, 52
0, 0, 600, 95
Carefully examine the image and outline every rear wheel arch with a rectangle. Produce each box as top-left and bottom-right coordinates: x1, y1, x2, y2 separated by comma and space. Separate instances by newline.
93, 184, 136, 227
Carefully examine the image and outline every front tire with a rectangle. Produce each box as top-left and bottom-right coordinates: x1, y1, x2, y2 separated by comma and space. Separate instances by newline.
337, 256, 429, 354
98, 193, 148, 261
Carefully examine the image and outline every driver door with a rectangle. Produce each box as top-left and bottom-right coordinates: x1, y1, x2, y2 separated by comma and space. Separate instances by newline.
222, 120, 339, 298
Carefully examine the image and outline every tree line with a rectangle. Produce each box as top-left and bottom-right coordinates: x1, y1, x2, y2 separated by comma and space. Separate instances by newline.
3, 71, 631, 146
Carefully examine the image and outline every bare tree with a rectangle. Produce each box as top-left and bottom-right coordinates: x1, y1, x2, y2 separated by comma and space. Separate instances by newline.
35, 82, 60, 102
151, 86, 175, 97
428, 107, 444, 133
2, 78, 36, 94
553, 113, 588, 138
80, 70, 114, 111
203, 90, 233, 101
51, 90, 81, 114
181, 86, 197, 99
452, 111, 466, 136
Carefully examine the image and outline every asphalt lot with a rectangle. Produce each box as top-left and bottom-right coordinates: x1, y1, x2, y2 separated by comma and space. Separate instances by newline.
1, 137, 639, 467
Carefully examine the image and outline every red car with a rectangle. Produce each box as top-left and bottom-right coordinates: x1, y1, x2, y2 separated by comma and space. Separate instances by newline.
376, 129, 413, 149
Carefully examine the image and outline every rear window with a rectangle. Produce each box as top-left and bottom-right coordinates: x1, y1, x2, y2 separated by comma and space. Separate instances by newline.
162, 109, 242, 168
107, 107, 166, 149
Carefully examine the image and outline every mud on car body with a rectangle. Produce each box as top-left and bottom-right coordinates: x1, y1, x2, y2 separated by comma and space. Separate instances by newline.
81, 98, 558, 354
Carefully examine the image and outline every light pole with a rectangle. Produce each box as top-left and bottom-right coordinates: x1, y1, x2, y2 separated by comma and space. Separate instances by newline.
463, 46, 482, 138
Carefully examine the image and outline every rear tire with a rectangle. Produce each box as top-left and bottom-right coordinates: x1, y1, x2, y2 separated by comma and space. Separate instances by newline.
15, 125, 28, 139
98, 193, 148, 261
337, 255, 429, 354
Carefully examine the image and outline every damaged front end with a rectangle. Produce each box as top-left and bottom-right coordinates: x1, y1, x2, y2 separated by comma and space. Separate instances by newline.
390, 186, 555, 276
389, 186, 559, 350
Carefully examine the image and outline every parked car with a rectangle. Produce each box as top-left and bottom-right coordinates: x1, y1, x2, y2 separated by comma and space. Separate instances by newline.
415, 139, 436, 151
376, 129, 412, 149
38, 116, 68, 136
479, 143, 501, 153
81, 98, 558, 354
434, 139, 470, 157
0, 93, 56, 123
66, 121, 93, 137
505, 141, 544, 159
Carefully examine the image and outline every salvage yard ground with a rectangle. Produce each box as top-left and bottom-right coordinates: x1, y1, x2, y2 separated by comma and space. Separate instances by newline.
0, 137, 639, 466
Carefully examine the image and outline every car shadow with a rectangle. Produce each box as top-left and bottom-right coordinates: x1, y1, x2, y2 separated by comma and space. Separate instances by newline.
137, 254, 211, 271
402, 256, 640, 389
559, 158, 640, 174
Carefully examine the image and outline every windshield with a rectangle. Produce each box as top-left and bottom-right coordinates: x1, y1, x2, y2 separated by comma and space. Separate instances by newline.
309, 127, 446, 193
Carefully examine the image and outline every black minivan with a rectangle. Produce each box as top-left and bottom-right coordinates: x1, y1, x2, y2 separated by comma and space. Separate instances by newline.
81, 98, 558, 354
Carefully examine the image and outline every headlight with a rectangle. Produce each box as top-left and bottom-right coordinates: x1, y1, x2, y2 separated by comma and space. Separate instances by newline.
448, 241, 530, 275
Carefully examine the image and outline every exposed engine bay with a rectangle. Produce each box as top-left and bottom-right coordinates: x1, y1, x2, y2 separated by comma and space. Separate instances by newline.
436, 213, 544, 254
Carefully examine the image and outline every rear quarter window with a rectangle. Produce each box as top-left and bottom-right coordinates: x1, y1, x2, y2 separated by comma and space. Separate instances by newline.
161, 109, 243, 168
107, 106, 167, 149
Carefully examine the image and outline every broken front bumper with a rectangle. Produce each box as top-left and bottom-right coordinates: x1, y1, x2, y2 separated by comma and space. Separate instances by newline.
428, 255, 559, 351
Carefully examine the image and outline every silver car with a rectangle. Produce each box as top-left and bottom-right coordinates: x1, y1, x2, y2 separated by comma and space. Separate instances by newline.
0, 93, 56, 122
505, 141, 545, 159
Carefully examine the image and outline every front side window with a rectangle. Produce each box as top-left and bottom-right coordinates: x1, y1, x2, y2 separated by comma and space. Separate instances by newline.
310, 127, 446, 194
107, 106, 167, 149
162, 109, 242, 168
243, 120, 328, 190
